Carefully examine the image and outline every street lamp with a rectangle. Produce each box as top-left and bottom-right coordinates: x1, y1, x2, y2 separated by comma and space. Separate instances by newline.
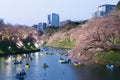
8, 46, 11, 49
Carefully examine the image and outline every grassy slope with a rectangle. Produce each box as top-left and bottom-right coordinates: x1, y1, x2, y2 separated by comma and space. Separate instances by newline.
47, 38, 76, 49
93, 50, 120, 66
44, 22, 81, 49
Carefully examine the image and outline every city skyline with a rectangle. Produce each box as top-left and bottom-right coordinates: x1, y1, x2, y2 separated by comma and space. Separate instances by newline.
0, 0, 119, 26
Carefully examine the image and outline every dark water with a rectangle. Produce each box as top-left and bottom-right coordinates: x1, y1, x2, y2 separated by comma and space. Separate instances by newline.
0, 47, 120, 80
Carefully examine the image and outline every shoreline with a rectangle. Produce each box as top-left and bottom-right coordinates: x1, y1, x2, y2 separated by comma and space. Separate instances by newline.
0, 49, 40, 56
43, 45, 71, 50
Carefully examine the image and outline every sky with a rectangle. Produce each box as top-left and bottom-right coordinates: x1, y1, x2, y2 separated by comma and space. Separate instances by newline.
0, 0, 119, 26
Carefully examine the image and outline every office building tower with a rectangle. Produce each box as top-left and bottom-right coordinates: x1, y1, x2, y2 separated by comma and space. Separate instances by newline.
93, 4, 115, 17
52, 13, 59, 27
43, 23, 47, 31
48, 15, 51, 26
48, 13, 60, 27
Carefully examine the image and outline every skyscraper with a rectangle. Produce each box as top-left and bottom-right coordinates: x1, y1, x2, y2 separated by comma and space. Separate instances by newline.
32, 22, 47, 32
48, 14, 51, 26
48, 13, 60, 27
52, 13, 59, 27
37, 23, 42, 31
93, 4, 115, 17
0, 18, 4, 24
43, 23, 47, 31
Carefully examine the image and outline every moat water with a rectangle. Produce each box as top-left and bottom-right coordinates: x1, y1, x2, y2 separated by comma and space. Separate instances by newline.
0, 47, 120, 80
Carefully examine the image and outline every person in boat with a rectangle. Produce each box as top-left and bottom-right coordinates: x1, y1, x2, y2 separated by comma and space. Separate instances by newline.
29, 57, 32, 61
43, 63, 47, 66
16, 69, 26, 76
21, 69, 26, 75
67, 59, 71, 63
46, 52, 49, 55
25, 63, 30, 68
60, 57, 63, 60
16, 73, 20, 76
43, 63, 48, 68
26, 63, 29, 65
106, 64, 114, 70
14, 60, 22, 64
75, 62, 79, 64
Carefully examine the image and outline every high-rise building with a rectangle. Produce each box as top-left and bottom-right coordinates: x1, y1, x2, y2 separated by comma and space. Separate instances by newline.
43, 23, 47, 31
52, 13, 59, 27
48, 15, 51, 26
0, 18, 4, 24
48, 13, 60, 27
37, 23, 42, 31
93, 4, 115, 17
32, 24, 38, 30
32, 22, 47, 32
38, 23, 47, 32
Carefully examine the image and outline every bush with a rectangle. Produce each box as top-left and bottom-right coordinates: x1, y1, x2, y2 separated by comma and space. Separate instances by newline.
93, 50, 120, 65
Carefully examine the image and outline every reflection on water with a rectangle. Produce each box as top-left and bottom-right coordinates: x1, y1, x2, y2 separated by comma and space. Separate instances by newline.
34, 52, 40, 65
0, 47, 120, 80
